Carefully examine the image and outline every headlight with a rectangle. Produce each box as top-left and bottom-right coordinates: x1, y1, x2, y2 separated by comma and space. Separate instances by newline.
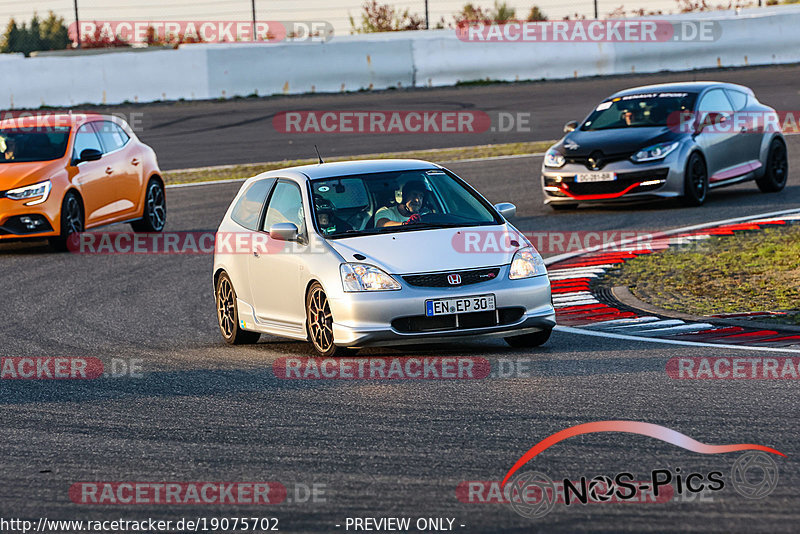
509, 247, 547, 279
5, 180, 52, 206
340, 263, 401, 292
544, 148, 566, 168
631, 142, 679, 162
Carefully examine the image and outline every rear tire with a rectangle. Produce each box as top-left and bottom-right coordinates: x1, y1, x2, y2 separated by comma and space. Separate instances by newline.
216, 272, 261, 345
681, 152, 708, 206
49, 191, 84, 252
306, 282, 355, 357
756, 138, 788, 193
504, 328, 552, 348
131, 178, 166, 232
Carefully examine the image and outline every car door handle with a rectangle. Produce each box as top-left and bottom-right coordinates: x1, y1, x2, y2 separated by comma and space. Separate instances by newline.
105, 167, 114, 175
253, 251, 260, 258
131, 158, 140, 165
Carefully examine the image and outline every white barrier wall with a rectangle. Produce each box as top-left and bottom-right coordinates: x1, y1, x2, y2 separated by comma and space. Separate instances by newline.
2, 6, 799, 108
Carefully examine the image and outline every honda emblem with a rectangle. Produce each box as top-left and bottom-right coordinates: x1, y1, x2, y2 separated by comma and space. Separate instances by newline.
447, 273, 462, 285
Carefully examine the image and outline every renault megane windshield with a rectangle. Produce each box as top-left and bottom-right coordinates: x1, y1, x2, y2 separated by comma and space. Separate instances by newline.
0, 127, 70, 163
310, 169, 501, 238
582, 92, 698, 131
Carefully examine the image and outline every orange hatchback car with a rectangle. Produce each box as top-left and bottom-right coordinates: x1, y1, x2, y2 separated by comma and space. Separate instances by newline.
0, 113, 166, 249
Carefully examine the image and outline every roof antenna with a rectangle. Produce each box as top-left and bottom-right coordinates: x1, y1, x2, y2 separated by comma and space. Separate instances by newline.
314, 145, 324, 164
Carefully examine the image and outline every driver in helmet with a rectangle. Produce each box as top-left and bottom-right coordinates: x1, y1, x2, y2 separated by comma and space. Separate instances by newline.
375, 180, 427, 227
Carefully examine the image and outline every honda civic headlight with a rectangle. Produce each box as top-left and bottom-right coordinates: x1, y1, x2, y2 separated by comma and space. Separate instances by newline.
340, 263, 401, 292
5, 180, 51, 206
509, 247, 546, 279
631, 142, 679, 162
544, 148, 566, 168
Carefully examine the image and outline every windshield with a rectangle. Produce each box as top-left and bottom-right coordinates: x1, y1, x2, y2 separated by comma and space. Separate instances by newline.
581, 92, 698, 131
0, 127, 70, 163
310, 169, 501, 238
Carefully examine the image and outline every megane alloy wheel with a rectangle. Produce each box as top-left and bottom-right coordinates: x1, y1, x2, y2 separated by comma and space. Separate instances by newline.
132, 179, 167, 232
756, 138, 788, 193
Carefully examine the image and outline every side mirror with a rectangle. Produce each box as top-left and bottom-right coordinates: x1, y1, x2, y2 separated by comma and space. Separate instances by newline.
563, 120, 578, 133
269, 222, 299, 241
77, 148, 102, 163
494, 202, 516, 219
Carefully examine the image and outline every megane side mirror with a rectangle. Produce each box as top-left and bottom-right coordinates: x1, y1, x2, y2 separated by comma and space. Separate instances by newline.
494, 202, 516, 219
77, 148, 102, 163
269, 222, 299, 241
563, 120, 578, 133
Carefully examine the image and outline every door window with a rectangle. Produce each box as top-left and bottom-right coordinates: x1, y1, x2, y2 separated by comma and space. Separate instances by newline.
698, 89, 732, 114
96, 121, 130, 152
72, 123, 103, 161
231, 178, 275, 230
263, 181, 305, 236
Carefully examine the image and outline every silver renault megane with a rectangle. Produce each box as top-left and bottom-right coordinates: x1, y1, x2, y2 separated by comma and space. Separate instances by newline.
542, 81, 788, 209
213, 159, 555, 356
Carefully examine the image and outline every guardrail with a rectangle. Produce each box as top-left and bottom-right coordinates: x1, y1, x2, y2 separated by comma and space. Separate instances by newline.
1, 6, 799, 108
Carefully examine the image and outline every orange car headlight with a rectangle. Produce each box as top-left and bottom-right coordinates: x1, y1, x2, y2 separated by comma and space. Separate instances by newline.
6, 180, 52, 206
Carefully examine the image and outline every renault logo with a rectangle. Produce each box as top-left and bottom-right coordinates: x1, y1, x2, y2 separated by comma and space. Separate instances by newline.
447, 273, 462, 285
587, 151, 604, 170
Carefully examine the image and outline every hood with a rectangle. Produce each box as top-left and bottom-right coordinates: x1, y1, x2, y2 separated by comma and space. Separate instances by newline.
327, 225, 524, 274
0, 160, 64, 191
559, 127, 679, 157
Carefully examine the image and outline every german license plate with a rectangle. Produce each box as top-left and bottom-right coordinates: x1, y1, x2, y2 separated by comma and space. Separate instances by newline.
425, 294, 496, 317
575, 172, 616, 183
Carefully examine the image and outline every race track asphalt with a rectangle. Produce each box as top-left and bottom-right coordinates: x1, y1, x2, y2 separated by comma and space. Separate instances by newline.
1, 71, 799, 532
84, 63, 800, 170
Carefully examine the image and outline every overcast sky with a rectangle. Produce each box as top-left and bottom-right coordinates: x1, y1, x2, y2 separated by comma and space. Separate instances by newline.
1, 0, 716, 36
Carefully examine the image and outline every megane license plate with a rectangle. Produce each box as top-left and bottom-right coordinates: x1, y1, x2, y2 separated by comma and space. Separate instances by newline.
575, 172, 616, 183
425, 294, 496, 317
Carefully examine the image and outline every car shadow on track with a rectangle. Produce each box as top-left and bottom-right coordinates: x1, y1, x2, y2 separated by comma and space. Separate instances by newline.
0, 239, 54, 255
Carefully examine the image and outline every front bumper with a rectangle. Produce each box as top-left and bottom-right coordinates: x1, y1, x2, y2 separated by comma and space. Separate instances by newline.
541, 158, 682, 204
0, 196, 59, 239
328, 267, 555, 347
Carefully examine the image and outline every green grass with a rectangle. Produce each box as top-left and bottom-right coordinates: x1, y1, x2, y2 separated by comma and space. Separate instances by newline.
605, 224, 800, 324
162, 141, 553, 185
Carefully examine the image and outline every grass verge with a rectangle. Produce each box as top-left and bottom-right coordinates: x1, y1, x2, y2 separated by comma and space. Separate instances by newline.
605, 224, 800, 325
162, 140, 553, 185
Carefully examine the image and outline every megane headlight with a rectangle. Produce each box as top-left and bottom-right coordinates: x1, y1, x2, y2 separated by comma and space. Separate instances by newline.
509, 247, 547, 279
631, 142, 679, 162
5, 180, 52, 205
340, 263, 401, 292
544, 148, 566, 168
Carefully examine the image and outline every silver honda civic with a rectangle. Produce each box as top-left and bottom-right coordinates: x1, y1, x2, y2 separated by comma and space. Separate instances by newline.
213, 159, 555, 356
542, 81, 788, 209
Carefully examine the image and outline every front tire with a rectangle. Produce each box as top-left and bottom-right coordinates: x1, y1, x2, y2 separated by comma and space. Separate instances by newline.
306, 282, 354, 357
681, 152, 708, 206
49, 191, 84, 252
756, 138, 788, 193
505, 328, 552, 348
131, 178, 166, 232
216, 272, 261, 345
